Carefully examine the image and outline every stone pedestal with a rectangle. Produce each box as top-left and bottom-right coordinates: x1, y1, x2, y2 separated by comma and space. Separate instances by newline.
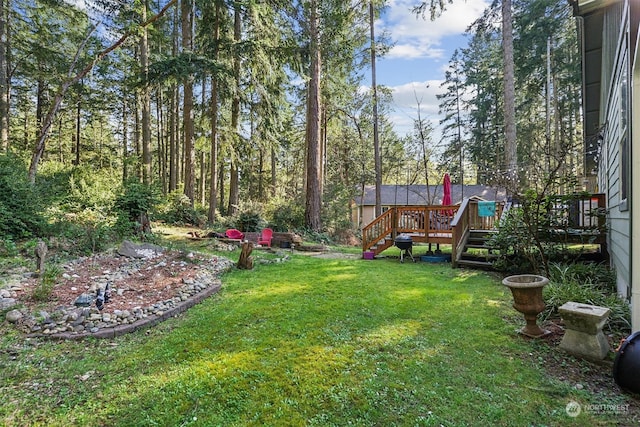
559, 301, 610, 360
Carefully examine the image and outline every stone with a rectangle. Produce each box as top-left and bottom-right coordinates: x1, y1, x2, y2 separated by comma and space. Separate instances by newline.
74, 293, 94, 307
0, 298, 17, 310
3, 247, 232, 338
5, 309, 23, 323
117, 240, 164, 259
559, 301, 611, 360
34, 240, 47, 276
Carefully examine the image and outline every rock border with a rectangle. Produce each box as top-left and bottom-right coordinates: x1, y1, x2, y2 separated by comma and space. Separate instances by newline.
3, 242, 235, 340
31, 282, 223, 340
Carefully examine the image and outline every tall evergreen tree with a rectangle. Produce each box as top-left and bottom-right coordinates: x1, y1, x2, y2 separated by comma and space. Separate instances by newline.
437, 49, 466, 186
304, 0, 322, 231
181, 0, 195, 203
0, 0, 8, 152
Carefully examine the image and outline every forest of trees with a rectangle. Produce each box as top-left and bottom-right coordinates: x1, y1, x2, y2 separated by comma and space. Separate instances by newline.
0, 0, 584, 244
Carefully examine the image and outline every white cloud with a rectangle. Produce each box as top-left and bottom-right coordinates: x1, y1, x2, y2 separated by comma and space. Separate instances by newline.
390, 44, 445, 60
380, 0, 489, 60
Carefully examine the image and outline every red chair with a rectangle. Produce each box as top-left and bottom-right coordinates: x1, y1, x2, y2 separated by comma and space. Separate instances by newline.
225, 229, 244, 240
258, 228, 273, 247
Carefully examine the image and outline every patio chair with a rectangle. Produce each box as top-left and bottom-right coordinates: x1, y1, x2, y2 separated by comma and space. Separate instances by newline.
257, 228, 273, 247
225, 228, 244, 240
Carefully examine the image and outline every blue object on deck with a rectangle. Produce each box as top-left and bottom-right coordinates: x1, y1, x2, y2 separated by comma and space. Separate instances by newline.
478, 201, 496, 217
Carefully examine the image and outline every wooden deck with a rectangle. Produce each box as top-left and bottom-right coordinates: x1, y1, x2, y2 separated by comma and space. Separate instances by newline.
362, 193, 607, 268
362, 201, 504, 264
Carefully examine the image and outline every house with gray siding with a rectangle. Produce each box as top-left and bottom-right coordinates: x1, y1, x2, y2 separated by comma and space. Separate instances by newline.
570, 0, 639, 331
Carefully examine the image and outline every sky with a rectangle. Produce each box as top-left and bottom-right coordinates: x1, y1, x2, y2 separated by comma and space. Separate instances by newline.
372, 0, 490, 137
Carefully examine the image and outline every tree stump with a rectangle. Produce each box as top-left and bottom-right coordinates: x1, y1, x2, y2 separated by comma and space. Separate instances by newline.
237, 241, 254, 270
34, 240, 47, 276
138, 212, 151, 235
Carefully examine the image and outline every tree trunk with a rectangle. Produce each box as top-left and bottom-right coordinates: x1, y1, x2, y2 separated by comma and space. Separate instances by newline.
227, 4, 242, 216
304, 0, 322, 231
270, 146, 276, 197
370, 1, 382, 218
218, 157, 225, 215
156, 88, 166, 192
169, 7, 179, 192
122, 99, 129, 181
182, 0, 195, 204
199, 150, 206, 205
237, 241, 254, 270
502, 0, 517, 189
228, 160, 239, 214
74, 99, 81, 165
208, 75, 219, 221
207, 1, 222, 223
169, 83, 177, 191
0, 0, 8, 152
134, 91, 141, 179
140, 0, 152, 185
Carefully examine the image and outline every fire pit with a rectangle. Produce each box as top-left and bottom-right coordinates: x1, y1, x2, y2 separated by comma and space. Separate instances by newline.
395, 234, 415, 263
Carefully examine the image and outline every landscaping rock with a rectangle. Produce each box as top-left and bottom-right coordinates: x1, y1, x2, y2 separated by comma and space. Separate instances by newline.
117, 240, 164, 259
6, 248, 233, 339
5, 309, 23, 323
0, 297, 17, 310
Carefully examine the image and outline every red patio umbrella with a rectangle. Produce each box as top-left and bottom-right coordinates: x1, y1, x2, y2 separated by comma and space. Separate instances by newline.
442, 173, 452, 213
430, 173, 453, 256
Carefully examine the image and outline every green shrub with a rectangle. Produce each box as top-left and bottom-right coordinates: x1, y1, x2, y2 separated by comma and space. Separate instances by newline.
547, 262, 617, 293
60, 166, 119, 212
266, 200, 304, 231
113, 180, 160, 235
0, 154, 46, 238
155, 191, 204, 226
236, 209, 265, 232
32, 265, 62, 302
542, 262, 630, 334
0, 238, 18, 257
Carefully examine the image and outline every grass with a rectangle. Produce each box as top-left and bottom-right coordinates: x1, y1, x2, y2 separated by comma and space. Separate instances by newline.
0, 243, 635, 426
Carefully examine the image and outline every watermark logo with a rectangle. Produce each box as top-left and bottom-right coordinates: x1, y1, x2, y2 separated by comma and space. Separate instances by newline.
565, 400, 629, 417
566, 401, 581, 418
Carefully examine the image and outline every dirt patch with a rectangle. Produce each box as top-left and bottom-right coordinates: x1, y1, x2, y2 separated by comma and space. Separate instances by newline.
11, 249, 229, 316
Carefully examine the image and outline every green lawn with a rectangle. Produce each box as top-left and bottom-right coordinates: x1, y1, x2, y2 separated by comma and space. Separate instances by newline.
0, 250, 634, 426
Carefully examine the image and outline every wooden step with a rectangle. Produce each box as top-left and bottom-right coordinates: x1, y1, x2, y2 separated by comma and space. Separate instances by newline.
467, 237, 498, 243
469, 229, 498, 238
456, 259, 494, 269
464, 243, 496, 250
461, 252, 499, 259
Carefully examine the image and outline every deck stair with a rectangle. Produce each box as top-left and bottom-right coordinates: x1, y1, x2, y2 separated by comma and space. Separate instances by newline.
456, 230, 499, 269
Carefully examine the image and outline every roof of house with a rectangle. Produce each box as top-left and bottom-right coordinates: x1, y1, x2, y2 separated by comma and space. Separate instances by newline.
355, 184, 507, 206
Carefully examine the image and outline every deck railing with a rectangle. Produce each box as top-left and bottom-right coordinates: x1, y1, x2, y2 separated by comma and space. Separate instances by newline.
362, 205, 460, 254
362, 208, 394, 252
361, 195, 602, 260
507, 193, 607, 245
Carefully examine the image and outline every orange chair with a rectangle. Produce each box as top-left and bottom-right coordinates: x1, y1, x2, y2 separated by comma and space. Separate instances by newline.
258, 228, 273, 247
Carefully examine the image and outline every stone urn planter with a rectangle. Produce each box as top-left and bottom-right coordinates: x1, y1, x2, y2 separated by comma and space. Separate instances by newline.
502, 274, 549, 338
